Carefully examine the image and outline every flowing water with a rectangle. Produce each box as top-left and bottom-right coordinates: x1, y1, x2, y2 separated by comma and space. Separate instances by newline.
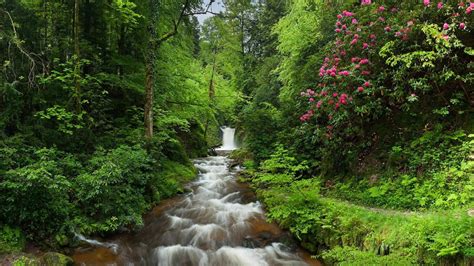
73, 128, 320, 266
215, 126, 237, 151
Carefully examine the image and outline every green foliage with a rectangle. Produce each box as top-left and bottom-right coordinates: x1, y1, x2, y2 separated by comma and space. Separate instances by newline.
241, 102, 282, 163
327, 131, 473, 210
247, 145, 474, 265
321, 246, 416, 266
0, 148, 74, 240
0, 225, 25, 254
74, 145, 152, 234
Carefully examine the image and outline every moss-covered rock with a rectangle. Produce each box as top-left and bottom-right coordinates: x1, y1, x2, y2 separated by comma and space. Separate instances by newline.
12, 256, 41, 266
40, 252, 73, 266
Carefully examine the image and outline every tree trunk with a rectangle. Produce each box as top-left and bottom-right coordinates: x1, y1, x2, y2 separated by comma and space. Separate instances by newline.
204, 49, 217, 138
144, 55, 154, 139
144, 0, 158, 140
73, 0, 81, 113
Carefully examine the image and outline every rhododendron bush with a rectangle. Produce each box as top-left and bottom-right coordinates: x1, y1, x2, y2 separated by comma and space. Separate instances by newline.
300, 1, 473, 144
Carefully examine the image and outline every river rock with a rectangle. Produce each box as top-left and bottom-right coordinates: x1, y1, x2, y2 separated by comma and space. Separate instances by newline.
11, 255, 41, 266
40, 252, 73, 266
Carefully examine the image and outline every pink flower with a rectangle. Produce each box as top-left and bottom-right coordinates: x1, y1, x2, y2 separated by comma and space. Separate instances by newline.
443, 23, 449, 30
361, 0, 372, 5
342, 25, 347, 30
379, 17, 386, 22
350, 38, 358, 45
333, 92, 339, 97
363, 43, 369, 49
459, 23, 466, 29
342, 10, 354, 17
442, 34, 449, 41
321, 91, 328, 96
361, 70, 371, 75
391, 7, 398, 13
360, 58, 369, 65
354, 34, 360, 39
357, 86, 364, 92
384, 26, 391, 32
352, 18, 358, 24
339, 70, 350, 76
466, 7, 472, 14
424, 0, 430, 6
370, 34, 376, 39
378, 6, 385, 12
437, 2, 443, 9
354, 64, 361, 69
395, 31, 402, 37
316, 100, 323, 108
309, 98, 315, 102
337, 14, 343, 19
363, 81, 371, 87
340, 50, 347, 56
407, 20, 414, 27
336, 21, 342, 27
335, 28, 342, 33
351, 57, 360, 63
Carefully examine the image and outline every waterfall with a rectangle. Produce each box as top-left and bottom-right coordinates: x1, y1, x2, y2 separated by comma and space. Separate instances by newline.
216, 126, 237, 151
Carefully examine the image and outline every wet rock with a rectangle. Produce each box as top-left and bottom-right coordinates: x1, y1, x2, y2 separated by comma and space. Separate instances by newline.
208, 148, 218, 156
275, 233, 299, 252
258, 231, 274, 241
40, 252, 73, 266
242, 236, 262, 248
12, 255, 41, 266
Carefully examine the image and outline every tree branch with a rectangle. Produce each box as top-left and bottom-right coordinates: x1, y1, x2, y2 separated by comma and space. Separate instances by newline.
1, 9, 37, 87
158, 0, 219, 44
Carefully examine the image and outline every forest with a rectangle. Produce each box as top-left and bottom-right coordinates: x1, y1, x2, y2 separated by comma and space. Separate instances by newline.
0, 0, 473, 265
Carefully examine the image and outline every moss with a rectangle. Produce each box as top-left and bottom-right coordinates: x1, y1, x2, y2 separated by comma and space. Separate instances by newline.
251, 171, 474, 265
0, 226, 25, 254
40, 252, 73, 266
161, 159, 197, 184
12, 256, 40, 266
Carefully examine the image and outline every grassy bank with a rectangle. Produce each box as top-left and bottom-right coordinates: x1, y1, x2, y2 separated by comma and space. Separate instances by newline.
236, 148, 474, 265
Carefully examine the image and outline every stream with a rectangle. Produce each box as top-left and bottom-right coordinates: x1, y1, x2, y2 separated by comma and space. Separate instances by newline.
72, 128, 320, 266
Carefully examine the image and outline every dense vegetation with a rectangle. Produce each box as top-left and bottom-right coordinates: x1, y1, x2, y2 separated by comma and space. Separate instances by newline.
1, 0, 473, 265
234, 0, 473, 265
0, 0, 240, 252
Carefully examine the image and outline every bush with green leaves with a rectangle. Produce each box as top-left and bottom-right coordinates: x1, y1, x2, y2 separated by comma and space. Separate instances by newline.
74, 145, 155, 234
249, 147, 473, 265
0, 148, 75, 240
0, 225, 25, 254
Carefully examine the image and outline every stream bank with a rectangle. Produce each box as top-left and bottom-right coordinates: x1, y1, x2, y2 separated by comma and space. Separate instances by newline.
71, 155, 320, 265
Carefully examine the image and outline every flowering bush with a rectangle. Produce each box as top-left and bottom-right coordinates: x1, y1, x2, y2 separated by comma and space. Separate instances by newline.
300, 1, 473, 143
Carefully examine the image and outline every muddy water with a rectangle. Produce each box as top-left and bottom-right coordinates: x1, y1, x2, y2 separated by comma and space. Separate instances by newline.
72, 156, 320, 266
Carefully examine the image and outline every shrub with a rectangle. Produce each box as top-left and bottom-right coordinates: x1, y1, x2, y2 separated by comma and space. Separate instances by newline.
0, 148, 73, 240
0, 225, 25, 254
74, 145, 154, 234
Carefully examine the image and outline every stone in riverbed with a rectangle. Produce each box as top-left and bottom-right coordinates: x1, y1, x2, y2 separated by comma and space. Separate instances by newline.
11, 255, 41, 266
40, 252, 73, 266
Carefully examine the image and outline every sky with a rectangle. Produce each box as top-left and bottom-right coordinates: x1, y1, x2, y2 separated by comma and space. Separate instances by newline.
195, 0, 225, 24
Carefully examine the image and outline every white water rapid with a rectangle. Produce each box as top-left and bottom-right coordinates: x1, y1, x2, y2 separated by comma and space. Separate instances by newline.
73, 156, 315, 265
